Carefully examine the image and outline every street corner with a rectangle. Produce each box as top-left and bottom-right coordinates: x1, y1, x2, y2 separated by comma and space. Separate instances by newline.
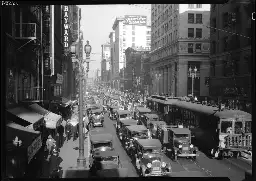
62, 167, 90, 178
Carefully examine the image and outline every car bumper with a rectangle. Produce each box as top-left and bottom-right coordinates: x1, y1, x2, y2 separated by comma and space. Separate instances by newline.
145, 172, 166, 177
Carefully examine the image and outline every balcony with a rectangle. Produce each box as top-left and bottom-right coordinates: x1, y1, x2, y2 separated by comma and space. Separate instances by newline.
15, 23, 41, 42
18, 87, 43, 102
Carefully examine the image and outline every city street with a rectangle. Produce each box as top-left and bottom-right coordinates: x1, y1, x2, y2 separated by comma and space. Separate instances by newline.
99, 97, 247, 180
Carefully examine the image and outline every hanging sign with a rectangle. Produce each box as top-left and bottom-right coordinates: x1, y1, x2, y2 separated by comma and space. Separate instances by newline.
63, 6, 69, 48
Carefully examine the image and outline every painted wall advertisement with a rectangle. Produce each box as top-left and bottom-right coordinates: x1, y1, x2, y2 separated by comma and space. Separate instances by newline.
124, 15, 147, 26
27, 135, 42, 164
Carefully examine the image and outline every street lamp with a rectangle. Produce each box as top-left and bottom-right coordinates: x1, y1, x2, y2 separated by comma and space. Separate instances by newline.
188, 66, 198, 98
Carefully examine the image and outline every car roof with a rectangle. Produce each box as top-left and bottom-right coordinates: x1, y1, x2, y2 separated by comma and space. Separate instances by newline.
89, 128, 109, 135
171, 128, 191, 134
116, 110, 131, 115
126, 125, 147, 132
90, 133, 113, 143
137, 139, 162, 148
136, 107, 151, 113
119, 119, 138, 125
143, 113, 159, 119
93, 150, 118, 158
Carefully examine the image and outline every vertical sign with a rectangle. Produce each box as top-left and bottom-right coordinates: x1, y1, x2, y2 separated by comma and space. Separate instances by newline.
63, 6, 69, 49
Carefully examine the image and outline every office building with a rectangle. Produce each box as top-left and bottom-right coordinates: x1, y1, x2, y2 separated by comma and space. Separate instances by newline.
209, 3, 252, 113
150, 4, 210, 98
110, 15, 151, 89
101, 43, 111, 84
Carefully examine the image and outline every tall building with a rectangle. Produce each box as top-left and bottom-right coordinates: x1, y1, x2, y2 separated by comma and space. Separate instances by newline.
209, 3, 252, 113
150, 4, 210, 98
101, 43, 111, 84
110, 15, 151, 89
124, 47, 150, 92
109, 31, 115, 88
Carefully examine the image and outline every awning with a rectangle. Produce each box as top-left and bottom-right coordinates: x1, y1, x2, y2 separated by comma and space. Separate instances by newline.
28, 103, 62, 129
7, 107, 44, 130
6, 121, 42, 163
28, 103, 49, 115
44, 112, 62, 129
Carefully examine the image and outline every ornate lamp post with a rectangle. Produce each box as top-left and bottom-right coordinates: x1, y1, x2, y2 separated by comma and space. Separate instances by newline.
188, 66, 198, 97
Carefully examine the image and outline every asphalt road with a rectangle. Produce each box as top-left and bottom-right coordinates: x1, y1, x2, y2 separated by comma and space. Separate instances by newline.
103, 114, 138, 177
97, 97, 249, 180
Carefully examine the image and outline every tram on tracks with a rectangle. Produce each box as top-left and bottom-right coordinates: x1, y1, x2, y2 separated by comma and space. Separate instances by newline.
146, 96, 252, 160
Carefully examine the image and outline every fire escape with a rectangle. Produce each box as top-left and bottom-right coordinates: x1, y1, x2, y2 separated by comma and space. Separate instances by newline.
15, 5, 47, 102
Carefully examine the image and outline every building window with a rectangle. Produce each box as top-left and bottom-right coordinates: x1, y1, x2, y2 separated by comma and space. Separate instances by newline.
146, 31, 151, 35
196, 14, 202, 24
223, 36, 228, 51
146, 36, 151, 41
132, 43, 135, 47
132, 37, 135, 42
123, 31, 126, 35
146, 42, 151, 47
196, 28, 202, 38
223, 12, 229, 28
188, 28, 194, 38
211, 41, 216, 54
195, 43, 201, 52
123, 43, 126, 47
132, 31, 135, 35
188, 13, 194, 24
188, 4, 194, 9
196, 4, 202, 8
212, 4, 216, 11
132, 25, 135, 30
212, 18, 217, 32
211, 62, 216, 76
188, 43, 194, 53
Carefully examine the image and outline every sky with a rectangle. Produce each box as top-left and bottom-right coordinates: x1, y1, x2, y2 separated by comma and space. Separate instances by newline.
79, 4, 151, 78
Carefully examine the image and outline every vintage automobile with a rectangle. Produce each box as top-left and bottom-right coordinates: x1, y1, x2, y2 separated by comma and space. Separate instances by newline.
90, 114, 104, 128
109, 106, 119, 120
90, 150, 121, 175
133, 139, 172, 177
149, 121, 167, 139
90, 133, 114, 155
117, 119, 139, 140
116, 110, 132, 121
141, 113, 159, 128
134, 107, 152, 122
167, 128, 198, 160
124, 125, 150, 157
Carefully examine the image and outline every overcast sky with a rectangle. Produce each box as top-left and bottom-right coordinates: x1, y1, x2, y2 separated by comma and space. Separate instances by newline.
79, 4, 151, 78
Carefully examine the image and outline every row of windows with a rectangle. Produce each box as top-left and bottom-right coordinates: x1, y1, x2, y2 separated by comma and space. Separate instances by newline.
152, 30, 177, 50
187, 43, 202, 53
188, 28, 202, 38
188, 13, 203, 24
151, 44, 178, 62
188, 4, 202, 9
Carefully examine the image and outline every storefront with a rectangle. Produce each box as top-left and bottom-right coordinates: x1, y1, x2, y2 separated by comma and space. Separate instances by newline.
6, 121, 42, 178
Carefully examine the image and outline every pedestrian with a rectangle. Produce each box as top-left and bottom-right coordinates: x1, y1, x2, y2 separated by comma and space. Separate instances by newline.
46, 135, 56, 159
57, 124, 64, 148
72, 123, 77, 141
65, 121, 72, 141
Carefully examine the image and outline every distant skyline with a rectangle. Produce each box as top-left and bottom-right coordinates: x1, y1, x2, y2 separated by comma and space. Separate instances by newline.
79, 4, 151, 78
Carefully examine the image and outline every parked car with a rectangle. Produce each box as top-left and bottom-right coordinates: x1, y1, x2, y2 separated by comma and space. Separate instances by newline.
167, 128, 198, 160
116, 110, 132, 121
90, 114, 104, 128
90, 150, 121, 175
134, 107, 152, 122
133, 139, 172, 177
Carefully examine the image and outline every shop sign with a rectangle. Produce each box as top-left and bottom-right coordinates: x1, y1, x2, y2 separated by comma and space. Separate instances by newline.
63, 6, 69, 48
56, 73, 63, 84
124, 15, 147, 26
27, 135, 42, 164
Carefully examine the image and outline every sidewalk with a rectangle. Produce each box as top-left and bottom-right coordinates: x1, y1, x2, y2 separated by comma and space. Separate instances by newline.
59, 137, 90, 178
59, 105, 91, 178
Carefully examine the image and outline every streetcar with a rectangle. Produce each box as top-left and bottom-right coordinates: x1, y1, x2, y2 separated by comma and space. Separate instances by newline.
169, 99, 252, 159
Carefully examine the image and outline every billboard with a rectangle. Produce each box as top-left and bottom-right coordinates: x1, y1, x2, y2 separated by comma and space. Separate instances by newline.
124, 15, 147, 26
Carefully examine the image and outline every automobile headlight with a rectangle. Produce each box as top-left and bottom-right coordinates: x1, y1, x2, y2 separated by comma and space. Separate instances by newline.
161, 162, 166, 167
178, 145, 182, 148
147, 163, 152, 168
190, 144, 194, 148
